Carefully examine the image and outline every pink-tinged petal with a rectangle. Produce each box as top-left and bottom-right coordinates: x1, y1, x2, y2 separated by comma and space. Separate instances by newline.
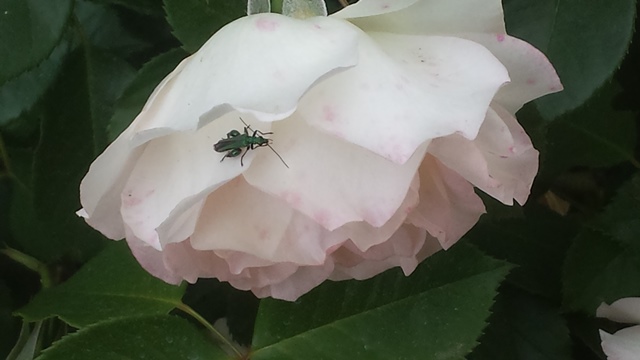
464, 34, 563, 112
407, 155, 485, 249
190, 177, 346, 265
597, 298, 640, 324
299, 33, 509, 163
600, 327, 640, 360
429, 104, 538, 205
129, 14, 359, 142
330, 225, 442, 280
340, 0, 505, 35
251, 262, 335, 301
244, 117, 427, 231
120, 114, 254, 249
125, 228, 183, 284
79, 130, 145, 240
332, 0, 419, 19
336, 174, 419, 252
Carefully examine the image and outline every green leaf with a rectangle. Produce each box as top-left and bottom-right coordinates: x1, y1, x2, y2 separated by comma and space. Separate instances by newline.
28, 47, 134, 261
35, 315, 229, 360
503, 0, 636, 120
562, 229, 640, 313
86, 0, 165, 16
108, 48, 187, 140
163, 0, 245, 53
0, 281, 20, 358
17, 242, 185, 328
0, 0, 72, 85
468, 286, 572, 360
467, 207, 577, 300
75, 1, 151, 59
543, 81, 637, 175
251, 243, 511, 360
0, 38, 69, 127
6, 321, 42, 360
599, 173, 640, 248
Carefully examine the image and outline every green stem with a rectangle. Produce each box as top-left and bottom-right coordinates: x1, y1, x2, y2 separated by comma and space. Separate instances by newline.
271, 0, 282, 13
176, 302, 244, 359
1, 248, 53, 288
0, 133, 11, 176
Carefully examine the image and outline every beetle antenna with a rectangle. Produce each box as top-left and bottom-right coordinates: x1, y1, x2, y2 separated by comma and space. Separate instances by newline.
239, 117, 253, 131
267, 145, 289, 168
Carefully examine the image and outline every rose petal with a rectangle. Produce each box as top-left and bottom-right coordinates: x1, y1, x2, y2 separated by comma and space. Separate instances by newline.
336, 174, 419, 252
429, 104, 538, 205
600, 327, 640, 360
597, 298, 640, 324
79, 130, 145, 239
129, 14, 359, 144
120, 114, 252, 249
331, 225, 424, 279
244, 116, 427, 231
463, 34, 563, 112
331, 225, 442, 280
299, 32, 509, 164
332, 0, 419, 19
251, 261, 335, 301
189, 176, 346, 265
339, 0, 505, 35
125, 227, 183, 284
407, 155, 486, 249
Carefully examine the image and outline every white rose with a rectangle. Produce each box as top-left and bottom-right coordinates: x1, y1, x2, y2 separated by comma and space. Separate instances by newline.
79, 0, 561, 300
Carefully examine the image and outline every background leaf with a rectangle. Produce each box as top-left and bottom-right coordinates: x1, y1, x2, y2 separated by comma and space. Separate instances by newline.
543, 81, 638, 175
29, 46, 134, 262
599, 173, 640, 248
562, 229, 640, 313
251, 244, 511, 360
35, 316, 229, 360
75, 0, 152, 60
0, 39, 70, 127
163, 0, 246, 53
0, 0, 72, 85
17, 242, 185, 328
468, 286, 572, 360
503, 0, 636, 120
467, 206, 577, 301
87, 0, 165, 16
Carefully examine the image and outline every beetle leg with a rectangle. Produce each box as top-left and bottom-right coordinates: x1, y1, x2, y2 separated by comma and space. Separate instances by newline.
240, 148, 248, 166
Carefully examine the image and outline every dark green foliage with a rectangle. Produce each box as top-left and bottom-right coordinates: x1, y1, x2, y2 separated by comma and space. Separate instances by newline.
0, 0, 638, 359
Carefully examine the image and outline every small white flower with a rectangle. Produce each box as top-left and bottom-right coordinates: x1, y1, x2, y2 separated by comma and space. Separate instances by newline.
598, 298, 640, 360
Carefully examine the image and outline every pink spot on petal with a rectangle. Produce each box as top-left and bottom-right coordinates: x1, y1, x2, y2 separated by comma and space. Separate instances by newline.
322, 105, 337, 123
122, 189, 155, 207
526, 78, 536, 85
281, 191, 303, 208
257, 227, 270, 241
313, 210, 331, 228
256, 17, 279, 32
122, 194, 142, 207
496, 34, 505, 42
381, 4, 390, 9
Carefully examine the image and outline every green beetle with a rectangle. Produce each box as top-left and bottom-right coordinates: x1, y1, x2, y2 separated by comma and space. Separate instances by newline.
214, 118, 289, 168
